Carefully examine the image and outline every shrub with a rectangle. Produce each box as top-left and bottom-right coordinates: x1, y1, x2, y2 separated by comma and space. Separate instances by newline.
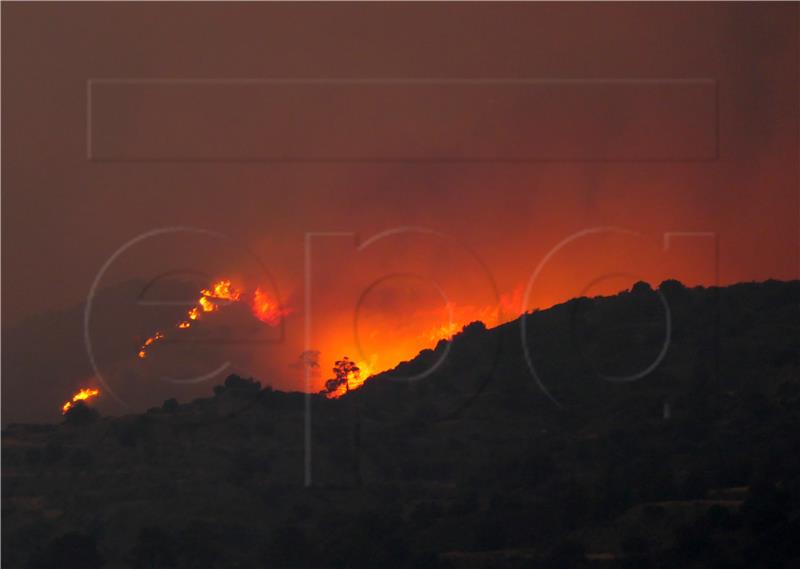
213, 374, 262, 398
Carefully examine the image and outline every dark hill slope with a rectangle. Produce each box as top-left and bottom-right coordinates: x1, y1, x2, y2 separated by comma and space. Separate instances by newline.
3, 280, 799, 568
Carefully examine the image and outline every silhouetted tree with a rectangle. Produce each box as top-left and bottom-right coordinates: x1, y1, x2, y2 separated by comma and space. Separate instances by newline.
325, 357, 359, 395
631, 281, 653, 295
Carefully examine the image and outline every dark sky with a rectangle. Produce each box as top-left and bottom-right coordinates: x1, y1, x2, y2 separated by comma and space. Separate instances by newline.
2, 3, 798, 421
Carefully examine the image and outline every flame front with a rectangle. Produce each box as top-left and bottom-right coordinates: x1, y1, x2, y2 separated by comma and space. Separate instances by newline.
61, 388, 100, 414
201, 280, 241, 301
324, 286, 525, 398
136, 278, 524, 400
138, 279, 289, 359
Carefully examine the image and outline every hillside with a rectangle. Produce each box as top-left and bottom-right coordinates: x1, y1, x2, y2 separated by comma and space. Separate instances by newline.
3, 279, 800, 568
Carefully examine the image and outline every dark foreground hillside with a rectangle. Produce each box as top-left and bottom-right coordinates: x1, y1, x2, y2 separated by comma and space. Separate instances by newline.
3, 280, 800, 568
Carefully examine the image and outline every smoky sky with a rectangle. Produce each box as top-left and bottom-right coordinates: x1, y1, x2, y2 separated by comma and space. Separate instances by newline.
2, 3, 798, 422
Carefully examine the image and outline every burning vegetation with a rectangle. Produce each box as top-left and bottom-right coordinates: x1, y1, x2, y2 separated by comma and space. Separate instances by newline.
324, 357, 364, 397
61, 388, 100, 414
323, 286, 525, 398
73, 277, 525, 413
251, 287, 292, 326
137, 279, 291, 359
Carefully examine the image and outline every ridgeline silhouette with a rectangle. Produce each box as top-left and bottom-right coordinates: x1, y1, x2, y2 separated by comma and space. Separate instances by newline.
4, 279, 799, 568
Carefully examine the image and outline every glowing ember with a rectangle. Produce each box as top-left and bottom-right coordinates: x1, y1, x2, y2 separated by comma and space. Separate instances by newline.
137, 279, 289, 359
61, 388, 100, 414
138, 331, 165, 359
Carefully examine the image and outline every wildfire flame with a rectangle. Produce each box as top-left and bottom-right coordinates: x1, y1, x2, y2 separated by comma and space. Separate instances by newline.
201, 280, 241, 301
326, 357, 376, 398
347, 359, 373, 391
251, 287, 293, 325
137, 331, 165, 359
427, 320, 461, 342
324, 286, 525, 398
61, 388, 100, 414
138, 279, 289, 359
137, 277, 522, 400
421, 287, 524, 342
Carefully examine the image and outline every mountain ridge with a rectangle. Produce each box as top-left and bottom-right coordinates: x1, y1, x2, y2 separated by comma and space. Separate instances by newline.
3, 278, 799, 568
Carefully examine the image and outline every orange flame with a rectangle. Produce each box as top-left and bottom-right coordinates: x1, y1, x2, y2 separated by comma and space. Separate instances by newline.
427, 320, 461, 342
201, 280, 241, 301
137, 279, 289, 359
326, 357, 375, 398
421, 286, 524, 342
324, 286, 525, 398
61, 388, 100, 414
348, 359, 373, 391
138, 330, 165, 359
251, 287, 293, 325
198, 296, 218, 313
